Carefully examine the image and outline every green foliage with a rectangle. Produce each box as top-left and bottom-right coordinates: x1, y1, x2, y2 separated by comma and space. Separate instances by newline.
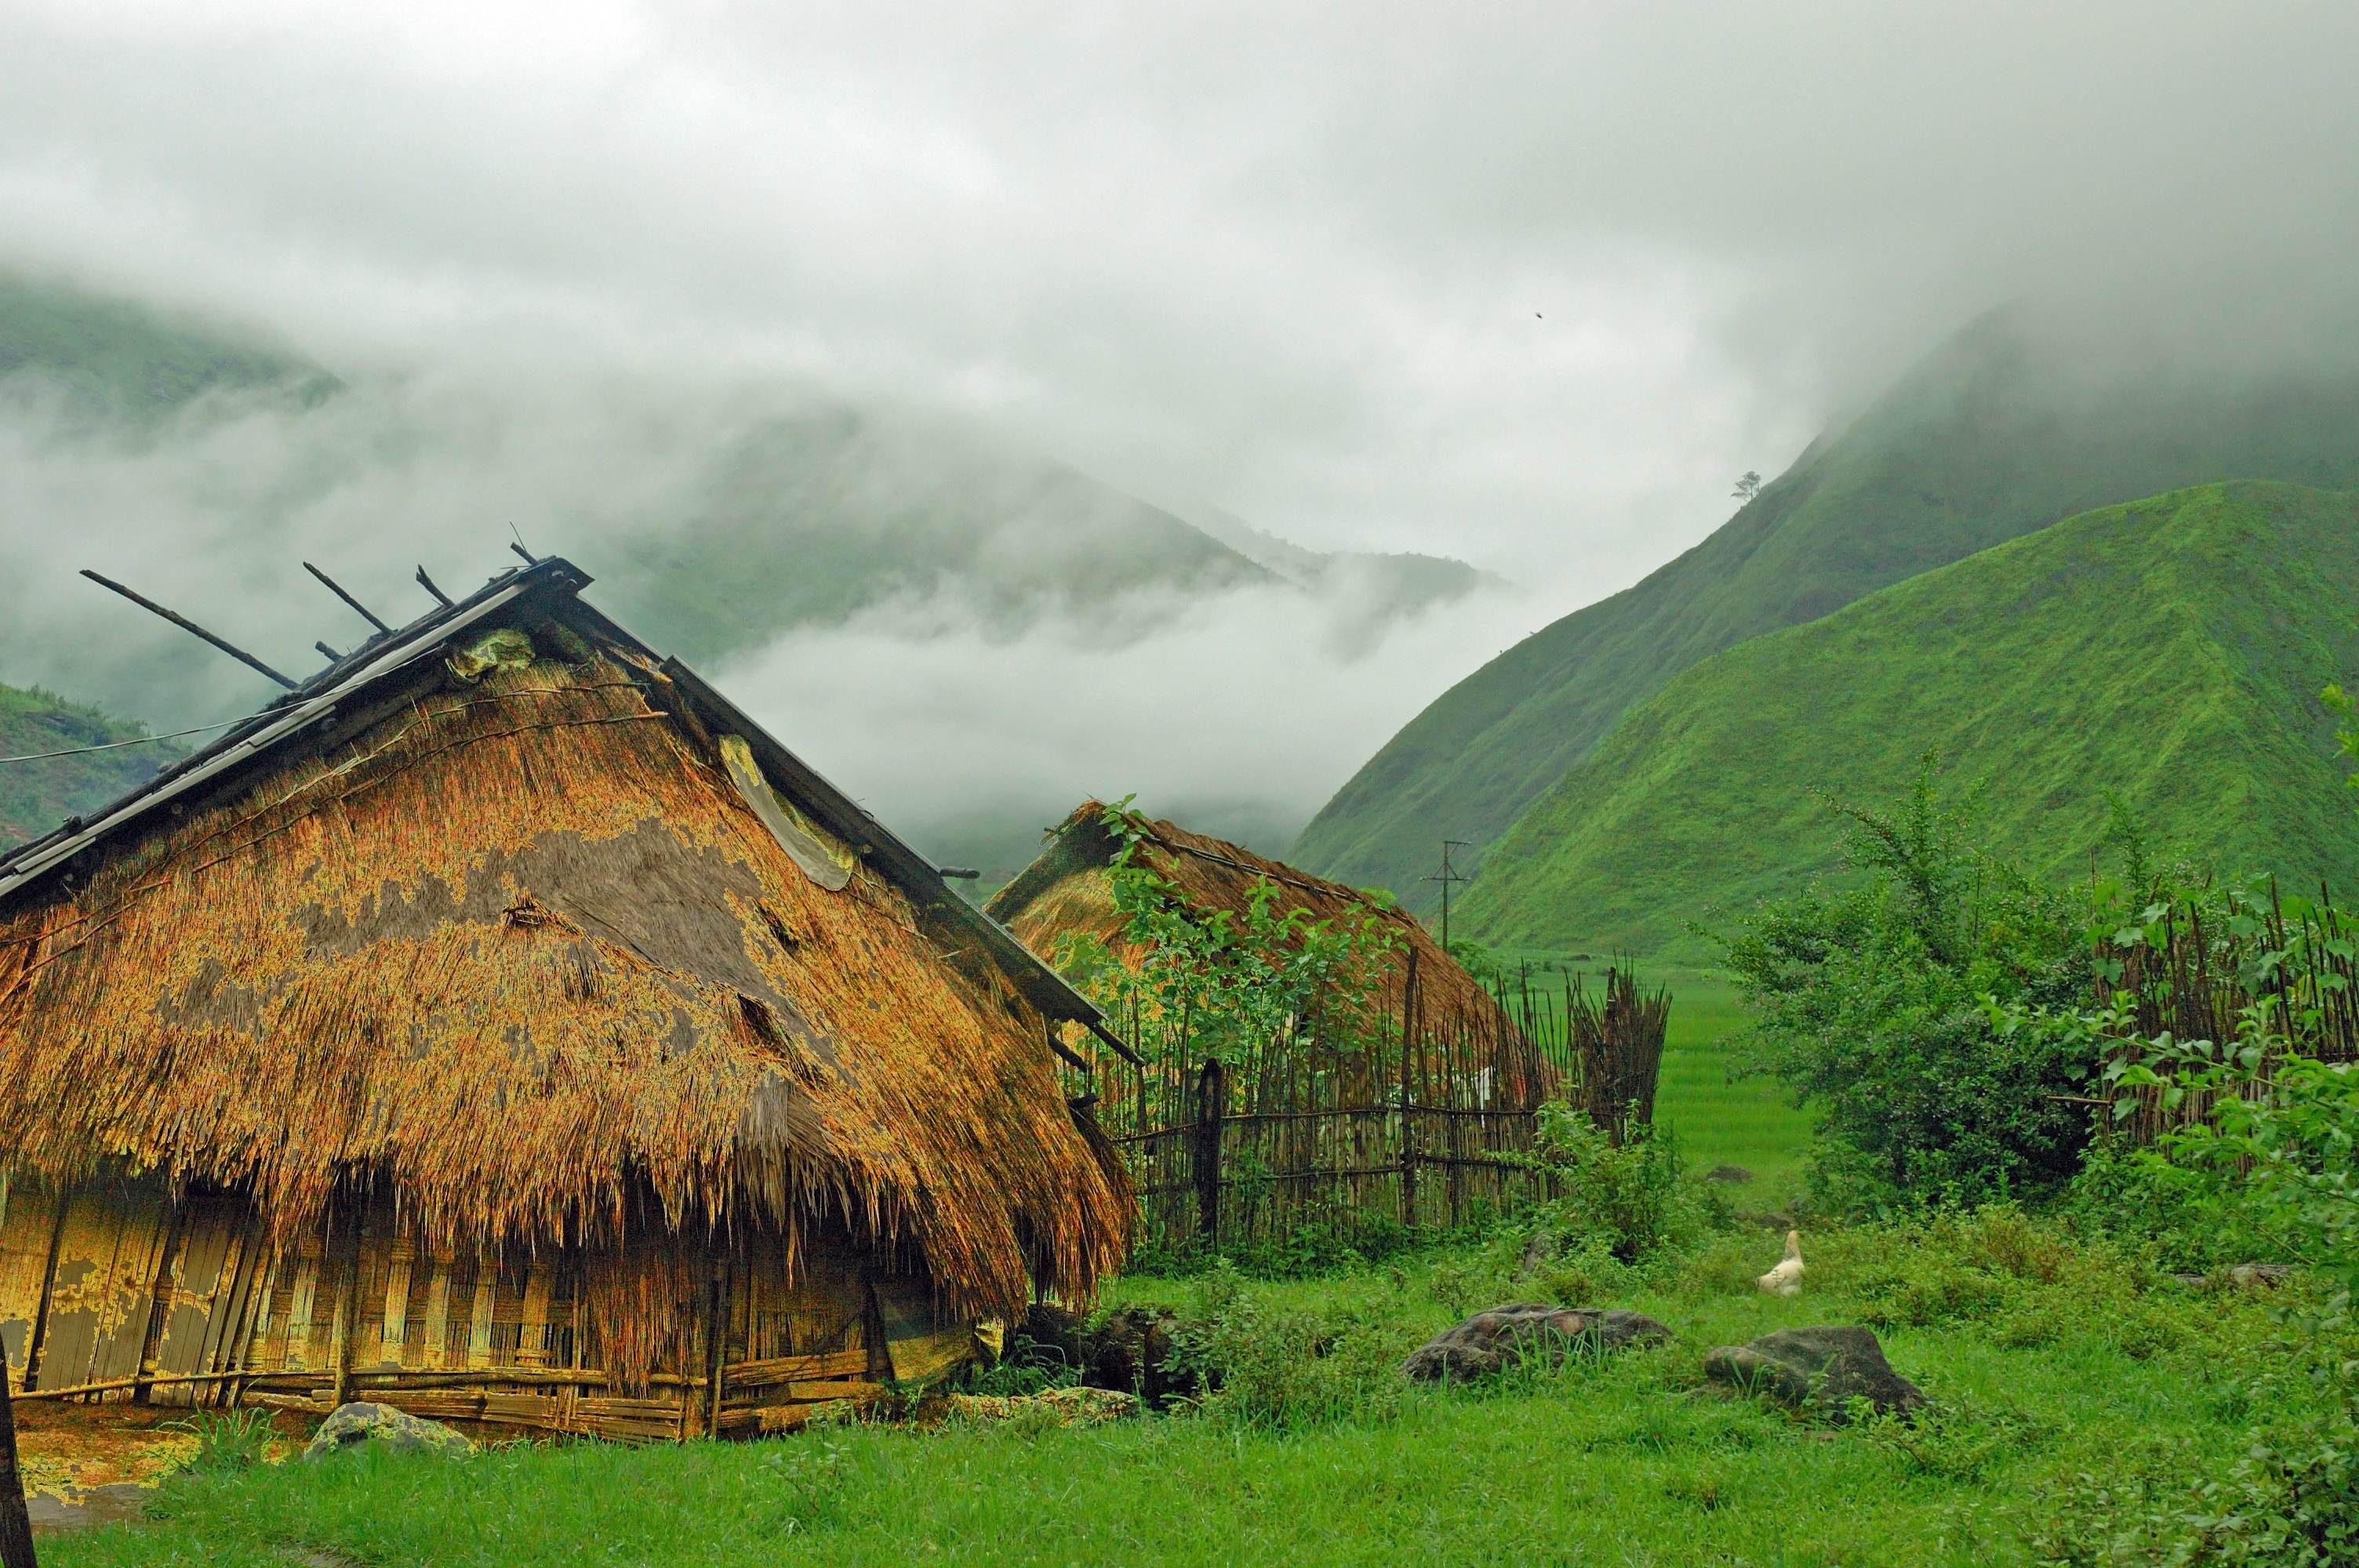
1055, 800, 1403, 1076
747, 1437, 851, 1536
1165, 1262, 1409, 1432
2106, 1014, 2359, 1289
1521, 1104, 1714, 1264
1297, 307, 2359, 918
1459, 481, 2359, 961
162, 1408, 274, 1475
1720, 753, 2101, 1210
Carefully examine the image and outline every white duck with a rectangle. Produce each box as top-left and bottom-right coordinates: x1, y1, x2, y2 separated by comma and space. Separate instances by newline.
1757, 1230, 1805, 1297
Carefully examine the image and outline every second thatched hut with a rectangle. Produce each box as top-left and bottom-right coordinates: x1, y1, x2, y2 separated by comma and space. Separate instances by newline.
988, 804, 1555, 1246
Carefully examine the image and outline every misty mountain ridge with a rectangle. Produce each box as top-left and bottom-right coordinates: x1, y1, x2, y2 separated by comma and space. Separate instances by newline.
1293, 304, 2359, 912
0, 270, 1501, 703
0, 270, 340, 429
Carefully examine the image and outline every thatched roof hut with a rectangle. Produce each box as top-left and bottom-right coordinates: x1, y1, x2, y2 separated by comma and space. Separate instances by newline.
0, 557, 1128, 1438
988, 803, 1528, 1055
987, 805, 1555, 1247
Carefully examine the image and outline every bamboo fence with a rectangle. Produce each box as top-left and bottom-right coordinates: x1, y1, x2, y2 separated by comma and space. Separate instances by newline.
1071, 957, 1670, 1253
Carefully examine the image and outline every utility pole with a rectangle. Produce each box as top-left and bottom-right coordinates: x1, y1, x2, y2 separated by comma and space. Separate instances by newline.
1427, 840, 1471, 952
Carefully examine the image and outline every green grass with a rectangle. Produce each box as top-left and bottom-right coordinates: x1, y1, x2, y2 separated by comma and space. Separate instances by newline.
1652, 975, 1813, 1201
1462, 481, 2359, 959
1293, 308, 2359, 913
44, 1218, 2314, 1568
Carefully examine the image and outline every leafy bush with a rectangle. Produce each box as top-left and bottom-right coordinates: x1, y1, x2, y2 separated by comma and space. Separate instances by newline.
751, 1438, 850, 1537
1720, 754, 2100, 1212
1520, 1104, 1714, 1265
1053, 800, 1404, 1075
1167, 1264, 1408, 1431
2023, 1406, 2359, 1566
2109, 1005, 2359, 1288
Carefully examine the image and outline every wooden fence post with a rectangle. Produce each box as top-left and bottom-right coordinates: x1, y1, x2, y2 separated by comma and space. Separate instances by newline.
0, 1351, 33, 1568
1194, 1058, 1226, 1247
1399, 946, 1420, 1229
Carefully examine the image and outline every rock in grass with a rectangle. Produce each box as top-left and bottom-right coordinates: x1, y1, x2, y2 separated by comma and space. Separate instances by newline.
1703, 1327, 1925, 1421
1401, 1304, 1673, 1382
302, 1403, 475, 1461
1703, 1164, 1756, 1184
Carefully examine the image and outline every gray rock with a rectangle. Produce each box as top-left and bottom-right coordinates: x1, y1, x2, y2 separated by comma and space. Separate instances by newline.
302, 1402, 476, 1461
1402, 1304, 1674, 1382
2172, 1263, 2298, 1290
1703, 1164, 1756, 1184
1703, 1326, 1925, 1421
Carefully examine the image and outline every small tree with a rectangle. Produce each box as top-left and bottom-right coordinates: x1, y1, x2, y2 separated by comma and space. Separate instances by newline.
1052, 801, 1404, 1080
1732, 470, 1763, 504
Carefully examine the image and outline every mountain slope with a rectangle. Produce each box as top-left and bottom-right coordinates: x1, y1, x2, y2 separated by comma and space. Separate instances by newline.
594, 410, 1275, 665
1293, 311, 2359, 910
0, 270, 336, 421
1456, 481, 2359, 960
0, 684, 179, 848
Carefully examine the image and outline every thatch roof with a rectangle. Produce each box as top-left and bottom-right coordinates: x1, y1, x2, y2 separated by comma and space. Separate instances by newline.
987, 802, 1525, 1047
0, 559, 1129, 1321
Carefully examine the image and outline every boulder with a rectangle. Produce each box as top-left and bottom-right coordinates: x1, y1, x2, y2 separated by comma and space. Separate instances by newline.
1401, 1304, 1674, 1382
1703, 1327, 1925, 1421
1703, 1164, 1756, 1184
302, 1402, 476, 1461
1081, 1307, 1197, 1406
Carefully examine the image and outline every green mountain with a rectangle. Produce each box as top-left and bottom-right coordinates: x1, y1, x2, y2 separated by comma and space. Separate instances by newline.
1292, 311, 2359, 911
1456, 481, 2359, 960
0, 684, 180, 848
0, 270, 336, 421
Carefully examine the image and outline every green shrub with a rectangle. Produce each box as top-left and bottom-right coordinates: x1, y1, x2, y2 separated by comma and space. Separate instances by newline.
1521, 1104, 1713, 1265
1169, 1264, 1409, 1431
2023, 1405, 2359, 1566
1720, 755, 2099, 1213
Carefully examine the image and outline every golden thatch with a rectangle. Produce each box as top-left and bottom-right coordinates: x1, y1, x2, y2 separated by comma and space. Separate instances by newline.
0, 561, 1126, 1434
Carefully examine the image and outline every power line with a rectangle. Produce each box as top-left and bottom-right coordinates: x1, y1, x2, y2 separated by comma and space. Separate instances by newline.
0, 718, 243, 765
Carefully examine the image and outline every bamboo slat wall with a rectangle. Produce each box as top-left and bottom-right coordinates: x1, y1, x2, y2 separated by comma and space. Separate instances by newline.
0, 1176, 977, 1441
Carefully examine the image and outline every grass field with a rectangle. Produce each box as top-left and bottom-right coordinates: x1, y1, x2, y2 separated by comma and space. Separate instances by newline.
39, 1214, 2313, 1568
1650, 973, 1814, 1201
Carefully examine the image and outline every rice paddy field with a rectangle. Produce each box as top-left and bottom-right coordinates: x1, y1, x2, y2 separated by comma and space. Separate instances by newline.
25, 983, 2332, 1567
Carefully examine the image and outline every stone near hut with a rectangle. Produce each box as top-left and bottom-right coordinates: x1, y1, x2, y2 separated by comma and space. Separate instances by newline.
302, 1403, 476, 1461
1703, 1164, 1755, 1184
1081, 1307, 1198, 1406
1703, 1327, 1925, 1421
1402, 1304, 1674, 1382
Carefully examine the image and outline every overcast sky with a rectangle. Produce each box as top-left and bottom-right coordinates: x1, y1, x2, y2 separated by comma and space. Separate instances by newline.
4, 2, 2356, 857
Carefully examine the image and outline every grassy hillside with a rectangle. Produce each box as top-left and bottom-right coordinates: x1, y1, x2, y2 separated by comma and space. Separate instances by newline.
1293, 310, 2359, 911
1457, 481, 2359, 960
0, 270, 335, 421
0, 683, 177, 848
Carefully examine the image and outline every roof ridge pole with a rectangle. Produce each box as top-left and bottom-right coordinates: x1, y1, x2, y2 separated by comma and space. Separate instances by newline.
80, 570, 298, 691
302, 561, 393, 635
